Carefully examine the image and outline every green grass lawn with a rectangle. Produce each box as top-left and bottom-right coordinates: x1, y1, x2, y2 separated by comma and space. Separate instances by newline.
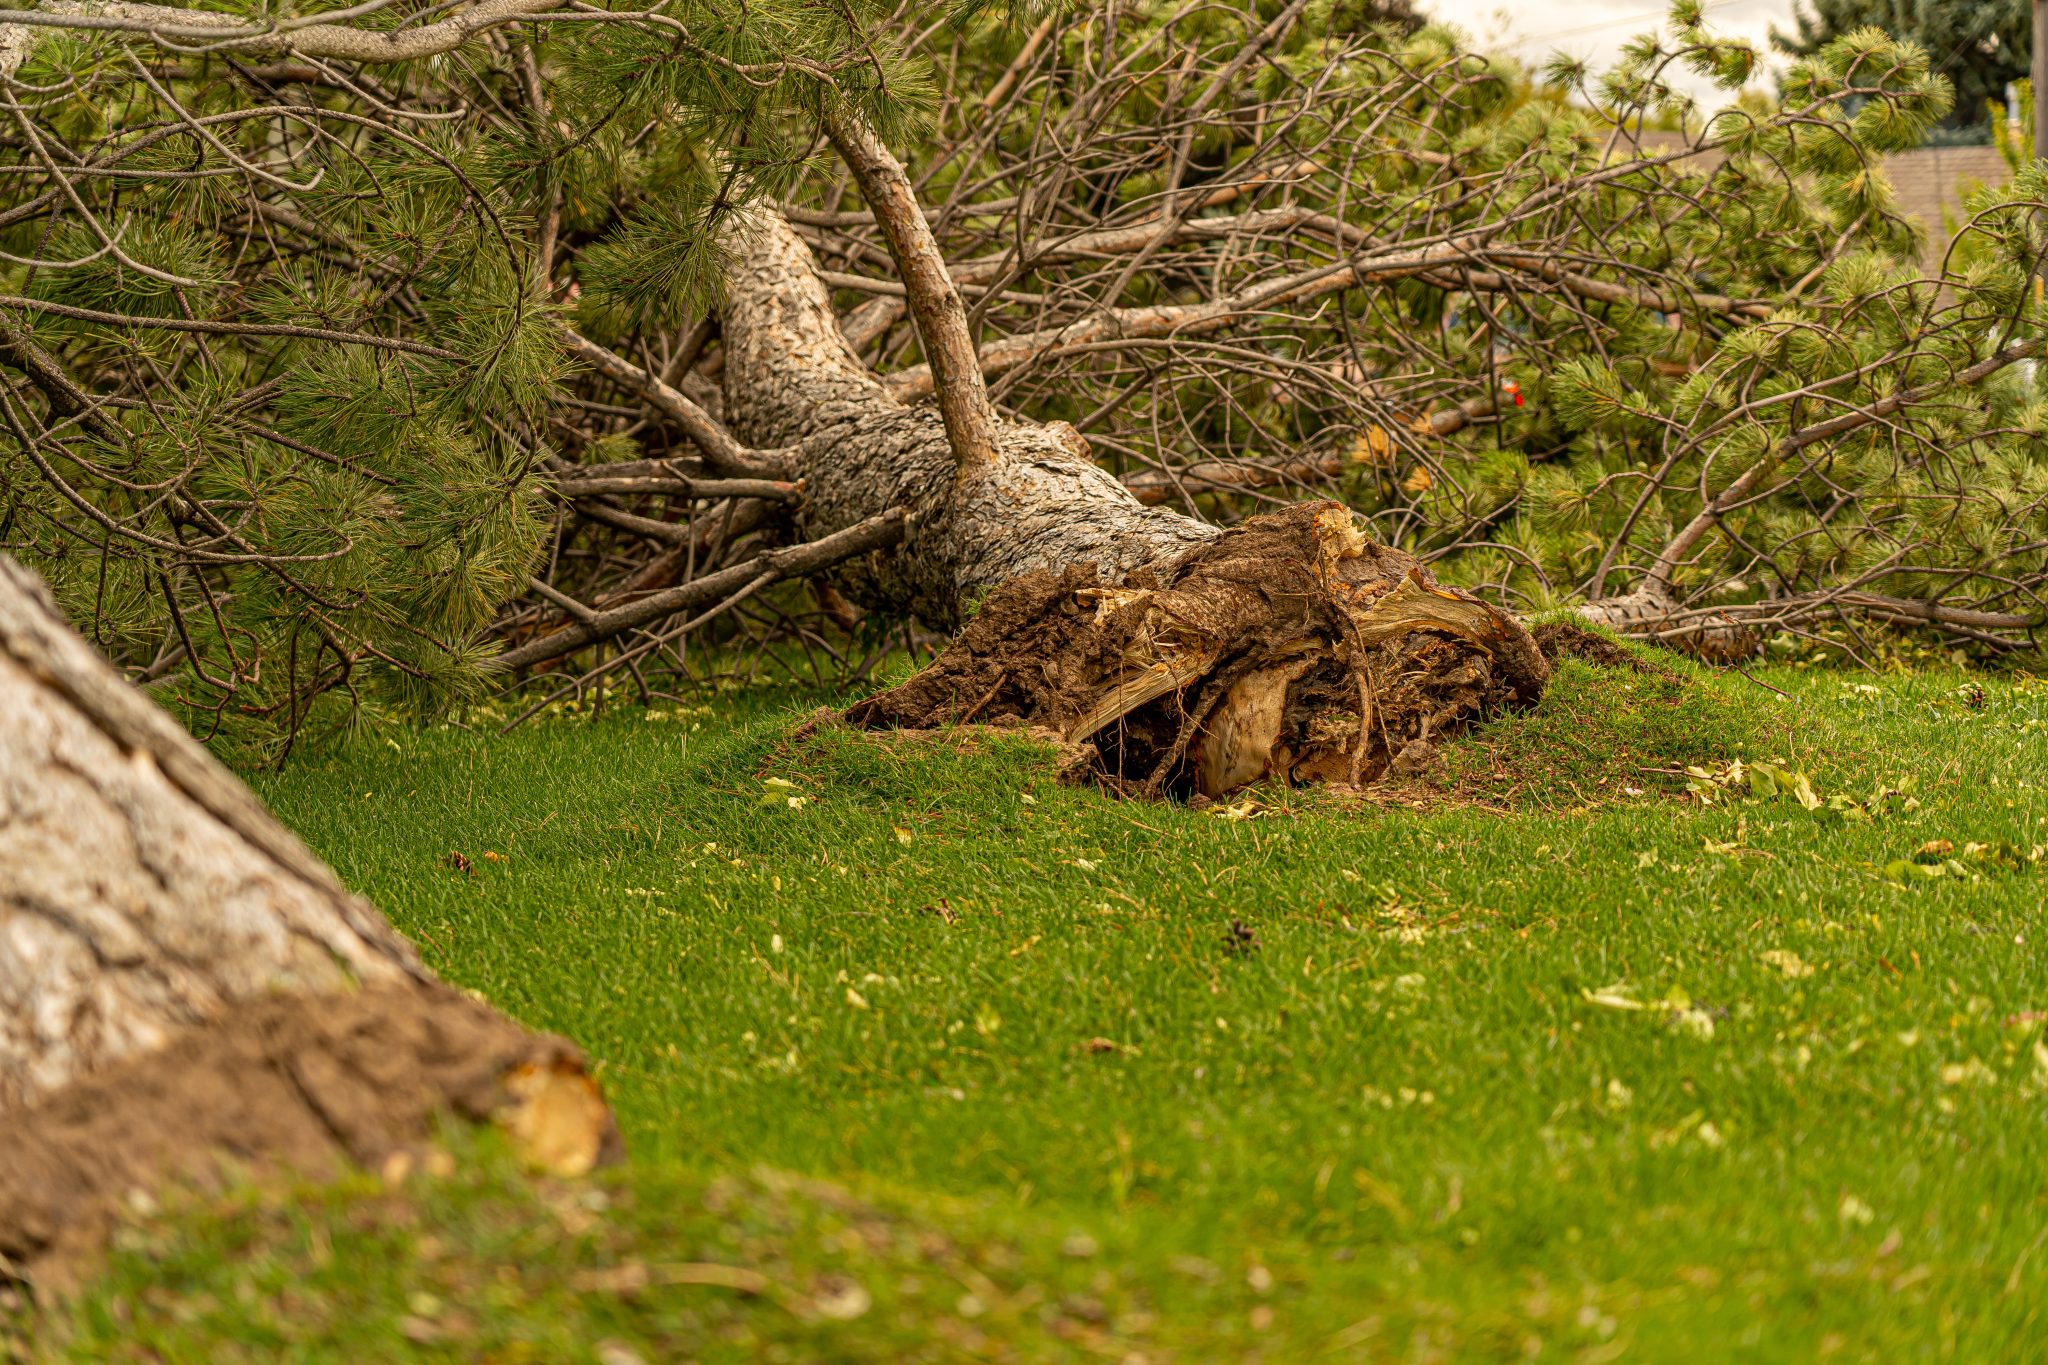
19, 642, 2048, 1362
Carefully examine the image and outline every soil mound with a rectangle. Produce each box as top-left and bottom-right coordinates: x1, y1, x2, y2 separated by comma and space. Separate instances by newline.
1533, 621, 1670, 676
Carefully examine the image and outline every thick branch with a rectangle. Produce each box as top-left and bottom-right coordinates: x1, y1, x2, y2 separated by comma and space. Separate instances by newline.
1581, 586, 2036, 651
0, 0, 565, 63
881, 237, 1659, 402
0, 311, 128, 446
818, 205, 1764, 396
820, 107, 999, 469
564, 496, 699, 546
931, 209, 1769, 317
1824, 591, 2032, 633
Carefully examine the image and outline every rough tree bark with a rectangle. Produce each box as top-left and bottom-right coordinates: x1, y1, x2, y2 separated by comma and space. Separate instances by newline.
722, 208, 1217, 624
720, 118, 1550, 797
0, 556, 615, 1290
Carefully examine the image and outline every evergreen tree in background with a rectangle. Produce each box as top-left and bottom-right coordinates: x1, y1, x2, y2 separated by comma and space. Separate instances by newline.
1772, 0, 2028, 142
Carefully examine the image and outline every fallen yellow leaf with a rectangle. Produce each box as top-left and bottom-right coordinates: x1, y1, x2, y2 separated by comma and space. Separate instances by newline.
1760, 949, 1814, 979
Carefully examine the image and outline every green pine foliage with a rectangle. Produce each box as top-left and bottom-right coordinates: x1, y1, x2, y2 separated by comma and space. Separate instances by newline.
4, 2, 2045, 756
1771, 0, 2028, 143
847, 4, 2043, 635
0, 0, 918, 760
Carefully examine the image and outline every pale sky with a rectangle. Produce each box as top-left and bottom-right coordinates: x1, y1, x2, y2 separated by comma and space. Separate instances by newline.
1419, 0, 1804, 107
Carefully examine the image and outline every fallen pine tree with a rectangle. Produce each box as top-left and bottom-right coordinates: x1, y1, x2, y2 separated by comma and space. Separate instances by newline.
0, 0, 2037, 772
706, 186, 1549, 795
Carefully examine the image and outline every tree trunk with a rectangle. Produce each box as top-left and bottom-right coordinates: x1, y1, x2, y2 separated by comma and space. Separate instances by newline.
0, 557, 615, 1291
724, 210, 1550, 797
722, 209, 1219, 627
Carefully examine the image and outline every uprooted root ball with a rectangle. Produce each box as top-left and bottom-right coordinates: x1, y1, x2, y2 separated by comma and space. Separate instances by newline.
846, 502, 1548, 798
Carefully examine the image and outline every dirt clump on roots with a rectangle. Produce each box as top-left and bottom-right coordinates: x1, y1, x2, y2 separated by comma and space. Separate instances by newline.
0, 982, 618, 1294
847, 502, 1548, 798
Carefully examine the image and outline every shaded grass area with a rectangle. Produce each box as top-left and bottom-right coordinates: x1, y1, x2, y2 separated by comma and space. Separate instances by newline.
35, 1129, 1242, 1363
19, 641, 2048, 1361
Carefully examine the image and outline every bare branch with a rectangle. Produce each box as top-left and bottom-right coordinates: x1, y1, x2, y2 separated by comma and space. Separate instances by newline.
0, 293, 460, 357
490, 507, 907, 671
552, 474, 801, 502
559, 327, 793, 479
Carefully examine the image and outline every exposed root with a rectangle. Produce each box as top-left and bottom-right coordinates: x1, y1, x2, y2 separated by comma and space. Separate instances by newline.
847, 503, 1548, 798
